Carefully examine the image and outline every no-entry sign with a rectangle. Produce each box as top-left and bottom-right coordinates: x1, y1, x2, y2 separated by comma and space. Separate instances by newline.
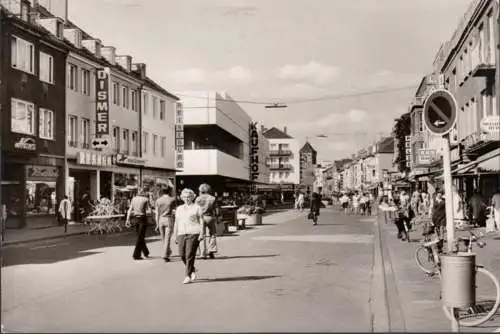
423, 89, 457, 136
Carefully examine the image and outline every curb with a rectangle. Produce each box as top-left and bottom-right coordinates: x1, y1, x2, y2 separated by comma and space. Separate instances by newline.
370, 214, 391, 332
2, 231, 88, 247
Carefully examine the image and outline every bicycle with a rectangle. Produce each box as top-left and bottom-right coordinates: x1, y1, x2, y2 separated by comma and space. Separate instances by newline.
415, 225, 500, 327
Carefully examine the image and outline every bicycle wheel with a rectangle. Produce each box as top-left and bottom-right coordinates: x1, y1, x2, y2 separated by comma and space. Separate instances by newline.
442, 267, 500, 327
415, 246, 439, 275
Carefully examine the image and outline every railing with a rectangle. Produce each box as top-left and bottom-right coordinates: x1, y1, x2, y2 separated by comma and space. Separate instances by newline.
269, 150, 293, 156
269, 164, 293, 171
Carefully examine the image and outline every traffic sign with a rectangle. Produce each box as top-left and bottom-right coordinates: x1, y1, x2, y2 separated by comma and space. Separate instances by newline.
91, 137, 109, 150
423, 89, 457, 136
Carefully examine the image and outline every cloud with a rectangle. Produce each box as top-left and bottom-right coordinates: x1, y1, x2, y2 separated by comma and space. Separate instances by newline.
347, 109, 368, 123
276, 61, 340, 85
167, 66, 253, 87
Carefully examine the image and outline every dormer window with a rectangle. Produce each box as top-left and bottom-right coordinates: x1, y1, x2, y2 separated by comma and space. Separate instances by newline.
56, 20, 63, 39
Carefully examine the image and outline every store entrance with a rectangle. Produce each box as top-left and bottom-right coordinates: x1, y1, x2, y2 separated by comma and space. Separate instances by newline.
100, 171, 112, 200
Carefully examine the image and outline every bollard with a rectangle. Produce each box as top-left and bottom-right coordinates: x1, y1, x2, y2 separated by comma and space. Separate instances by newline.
440, 252, 476, 332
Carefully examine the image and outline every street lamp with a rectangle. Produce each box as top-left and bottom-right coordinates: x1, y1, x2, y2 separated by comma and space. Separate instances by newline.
265, 103, 288, 109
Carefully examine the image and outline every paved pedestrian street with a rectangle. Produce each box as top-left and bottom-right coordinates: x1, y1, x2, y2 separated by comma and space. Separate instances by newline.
1, 208, 375, 333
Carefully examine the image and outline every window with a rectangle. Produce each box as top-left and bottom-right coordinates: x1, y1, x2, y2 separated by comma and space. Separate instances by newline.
153, 134, 158, 156
131, 131, 138, 156
160, 100, 166, 120
39, 52, 54, 84
493, 95, 498, 116
479, 24, 485, 63
152, 96, 158, 118
112, 127, 120, 152
39, 108, 54, 140
122, 129, 129, 153
131, 90, 137, 111
143, 131, 149, 154
11, 98, 35, 135
488, 11, 495, 64
67, 63, 78, 91
122, 86, 129, 109
56, 20, 63, 39
11, 36, 34, 74
81, 69, 90, 96
142, 93, 149, 115
113, 82, 120, 105
81, 118, 90, 148
471, 99, 478, 133
161, 136, 166, 157
68, 115, 78, 147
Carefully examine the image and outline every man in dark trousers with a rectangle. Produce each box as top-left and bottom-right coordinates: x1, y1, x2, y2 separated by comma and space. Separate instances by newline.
126, 188, 150, 260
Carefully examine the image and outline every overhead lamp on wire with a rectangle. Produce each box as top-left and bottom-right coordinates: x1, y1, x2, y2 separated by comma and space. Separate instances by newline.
265, 103, 288, 109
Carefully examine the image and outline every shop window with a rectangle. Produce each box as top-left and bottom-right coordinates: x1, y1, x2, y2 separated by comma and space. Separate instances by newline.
39, 108, 54, 140
25, 181, 57, 217
11, 98, 35, 135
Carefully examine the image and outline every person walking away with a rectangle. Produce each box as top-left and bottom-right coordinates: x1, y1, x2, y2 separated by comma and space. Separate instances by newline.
126, 188, 151, 260
359, 194, 367, 216
491, 189, 500, 230
173, 188, 205, 284
392, 198, 408, 241
195, 183, 218, 259
431, 190, 446, 253
340, 193, 350, 215
155, 186, 176, 262
450, 185, 465, 227
297, 192, 305, 212
468, 189, 487, 227
309, 192, 321, 225
58, 195, 72, 233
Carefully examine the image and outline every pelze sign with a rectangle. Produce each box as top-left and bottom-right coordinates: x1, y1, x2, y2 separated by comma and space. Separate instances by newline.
95, 68, 110, 135
249, 122, 259, 181
175, 102, 184, 169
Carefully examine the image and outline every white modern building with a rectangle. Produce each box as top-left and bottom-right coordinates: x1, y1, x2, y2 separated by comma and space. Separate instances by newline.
262, 126, 300, 186
175, 91, 270, 195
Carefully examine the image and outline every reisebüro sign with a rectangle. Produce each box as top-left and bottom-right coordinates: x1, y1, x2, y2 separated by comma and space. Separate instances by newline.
95, 68, 110, 135
249, 122, 259, 181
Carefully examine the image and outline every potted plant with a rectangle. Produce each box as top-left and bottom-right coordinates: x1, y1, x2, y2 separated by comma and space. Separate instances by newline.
84, 198, 125, 235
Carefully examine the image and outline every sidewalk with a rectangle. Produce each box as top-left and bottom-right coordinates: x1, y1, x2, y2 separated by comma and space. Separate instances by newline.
377, 213, 500, 332
3, 223, 89, 246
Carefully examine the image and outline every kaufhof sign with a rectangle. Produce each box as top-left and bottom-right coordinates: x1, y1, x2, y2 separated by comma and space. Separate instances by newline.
249, 122, 259, 181
175, 102, 184, 169
95, 68, 110, 135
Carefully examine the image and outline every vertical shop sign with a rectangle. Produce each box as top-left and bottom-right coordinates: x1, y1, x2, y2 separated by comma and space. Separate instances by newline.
405, 135, 412, 168
249, 122, 259, 181
96, 68, 110, 135
175, 102, 184, 169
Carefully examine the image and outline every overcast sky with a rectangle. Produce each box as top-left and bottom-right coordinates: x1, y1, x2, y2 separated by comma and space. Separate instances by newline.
67, 0, 473, 162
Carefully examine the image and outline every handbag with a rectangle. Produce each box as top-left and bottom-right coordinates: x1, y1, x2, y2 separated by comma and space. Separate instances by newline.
307, 211, 314, 220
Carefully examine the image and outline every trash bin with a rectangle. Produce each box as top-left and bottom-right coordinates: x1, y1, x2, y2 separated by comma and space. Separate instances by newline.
440, 252, 476, 308
247, 213, 262, 226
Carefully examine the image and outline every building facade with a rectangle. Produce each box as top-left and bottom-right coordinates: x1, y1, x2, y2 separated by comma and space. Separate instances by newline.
1, 1, 69, 228
176, 91, 269, 195
263, 126, 301, 186
299, 141, 317, 193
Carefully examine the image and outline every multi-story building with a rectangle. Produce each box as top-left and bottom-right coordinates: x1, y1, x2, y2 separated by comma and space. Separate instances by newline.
33, 2, 179, 220
432, 0, 499, 200
263, 126, 300, 186
1, 1, 70, 229
299, 141, 317, 192
176, 91, 269, 195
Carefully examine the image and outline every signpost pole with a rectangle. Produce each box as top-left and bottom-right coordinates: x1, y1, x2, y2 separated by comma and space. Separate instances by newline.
442, 134, 455, 253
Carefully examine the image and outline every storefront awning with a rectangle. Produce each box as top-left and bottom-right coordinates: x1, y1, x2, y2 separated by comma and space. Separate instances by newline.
454, 148, 500, 175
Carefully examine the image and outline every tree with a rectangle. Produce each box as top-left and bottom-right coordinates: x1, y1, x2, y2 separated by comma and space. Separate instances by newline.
392, 112, 411, 173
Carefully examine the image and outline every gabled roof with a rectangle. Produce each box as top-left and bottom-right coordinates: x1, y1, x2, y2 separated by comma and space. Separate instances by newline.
300, 141, 317, 153
263, 127, 293, 139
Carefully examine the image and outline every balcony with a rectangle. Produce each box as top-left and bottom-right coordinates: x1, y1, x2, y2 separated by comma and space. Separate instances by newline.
269, 149, 293, 156
178, 149, 248, 180
269, 164, 293, 171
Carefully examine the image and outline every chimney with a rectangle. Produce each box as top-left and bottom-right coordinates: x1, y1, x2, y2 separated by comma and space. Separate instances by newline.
2, 0, 30, 21
37, 0, 67, 21
283, 126, 287, 134
82, 39, 102, 58
132, 63, 147, 79
116, 55, 132, 72
101, 46, 116, 65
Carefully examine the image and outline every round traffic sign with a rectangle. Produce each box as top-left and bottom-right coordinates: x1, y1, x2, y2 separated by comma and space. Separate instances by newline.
423, 89, 457, 136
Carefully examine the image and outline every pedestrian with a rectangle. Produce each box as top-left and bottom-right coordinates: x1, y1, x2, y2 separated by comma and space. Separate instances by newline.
468, 188, 487, 227
58, 195, 72, 233
352, 192, 360, 215
491, 189, 500, 230
125, 187, 151, 261
309, 192, 321, 225
173, 188, 205, 284
155, 185, 176, 262
431, 190, 446, 252
340, 193, 349, 215
297, 192, 305, 211
195, 183, 219, 259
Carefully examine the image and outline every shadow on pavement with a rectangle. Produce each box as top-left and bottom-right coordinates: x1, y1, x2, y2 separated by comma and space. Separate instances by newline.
1, 229, 159, 267
213, 254, 278, 260
194, 275, 281, 283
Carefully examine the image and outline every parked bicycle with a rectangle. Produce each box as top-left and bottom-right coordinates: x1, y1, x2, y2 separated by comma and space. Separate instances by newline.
415, 225, 500, 327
